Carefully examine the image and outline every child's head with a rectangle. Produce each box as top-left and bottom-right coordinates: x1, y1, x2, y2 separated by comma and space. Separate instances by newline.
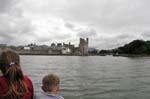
42, 74, 60, 94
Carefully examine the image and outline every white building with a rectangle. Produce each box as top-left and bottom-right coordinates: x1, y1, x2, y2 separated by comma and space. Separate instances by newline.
23, 46, 31, 50
62, 47, 71, 54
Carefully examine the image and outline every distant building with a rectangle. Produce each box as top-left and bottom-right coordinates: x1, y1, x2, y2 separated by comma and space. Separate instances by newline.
51, 43, 56, 49
79, 38, 89, 54
62, 47, 71, 54
23, 46, 31, 50
74, 47, 80, 55
33, 45, 49, 50
9, 37, 90, 55
56, 43, 63, 50
63, 42, 74, 54
48, 48, 62, 55
49, 43, 63, 54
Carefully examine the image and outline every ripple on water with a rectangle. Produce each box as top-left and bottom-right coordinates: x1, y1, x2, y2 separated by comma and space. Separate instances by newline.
21, 56, 150, 99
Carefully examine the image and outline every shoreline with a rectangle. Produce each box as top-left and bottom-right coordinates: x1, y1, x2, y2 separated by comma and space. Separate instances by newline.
19, 53, 103, 56
19, 53, 150, 57
113, 54, 150, 57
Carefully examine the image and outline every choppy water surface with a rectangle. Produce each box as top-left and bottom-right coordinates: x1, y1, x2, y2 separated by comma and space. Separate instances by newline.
21, 55, 150, 99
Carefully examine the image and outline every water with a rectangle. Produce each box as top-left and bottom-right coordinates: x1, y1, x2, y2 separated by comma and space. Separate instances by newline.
20, 55, 150, 99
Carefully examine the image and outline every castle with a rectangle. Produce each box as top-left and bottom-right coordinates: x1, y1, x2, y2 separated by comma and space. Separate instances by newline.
0, 38, 89, 55
79, 38, 89, 54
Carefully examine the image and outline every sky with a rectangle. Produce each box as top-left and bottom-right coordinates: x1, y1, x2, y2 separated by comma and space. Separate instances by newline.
0, 0, 150, 49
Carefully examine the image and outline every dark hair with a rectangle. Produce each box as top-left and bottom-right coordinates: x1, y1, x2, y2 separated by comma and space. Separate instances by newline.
0, 50, 27, 99
42, 74, 60, 92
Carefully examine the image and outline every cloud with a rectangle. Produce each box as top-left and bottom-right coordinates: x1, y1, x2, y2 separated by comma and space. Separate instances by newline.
1, 0, 150, 49
41, 0, 149, 37
115, 33, 136, 40
0, 0, 17, 13
64, 22, 75, 30
142, 31, 150, 37
77, 28, 97, 38
0, 0, 34, 45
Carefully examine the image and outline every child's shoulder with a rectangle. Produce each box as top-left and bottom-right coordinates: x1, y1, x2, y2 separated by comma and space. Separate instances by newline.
34, 92, 64, 99
34, 92, 48, 99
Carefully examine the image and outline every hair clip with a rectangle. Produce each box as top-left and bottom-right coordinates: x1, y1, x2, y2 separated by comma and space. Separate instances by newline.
9, 62, 15, 66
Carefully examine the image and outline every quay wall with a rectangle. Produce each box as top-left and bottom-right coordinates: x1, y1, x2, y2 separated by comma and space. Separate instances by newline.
16, 50, 49, 55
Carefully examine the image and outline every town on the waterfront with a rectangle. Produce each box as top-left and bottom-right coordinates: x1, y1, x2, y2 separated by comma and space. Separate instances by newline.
1, 38, 150, 56
0, 38, 90, 55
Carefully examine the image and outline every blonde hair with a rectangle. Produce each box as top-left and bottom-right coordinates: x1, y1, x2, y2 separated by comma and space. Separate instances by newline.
0, 50, 27, 99
42, 74, 60, 92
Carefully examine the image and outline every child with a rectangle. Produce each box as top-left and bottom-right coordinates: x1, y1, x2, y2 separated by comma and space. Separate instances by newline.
35, 74, 64, 99
0, 50, 34, 99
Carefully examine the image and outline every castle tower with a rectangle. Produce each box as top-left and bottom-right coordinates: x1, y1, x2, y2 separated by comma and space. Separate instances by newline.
79, 38, 89, 54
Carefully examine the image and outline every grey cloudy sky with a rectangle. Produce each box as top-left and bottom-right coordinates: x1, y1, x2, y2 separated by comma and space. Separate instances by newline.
0, 0, 150, 49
